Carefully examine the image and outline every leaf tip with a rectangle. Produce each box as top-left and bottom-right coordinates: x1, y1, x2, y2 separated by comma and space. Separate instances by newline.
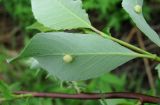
6, 56, 19, 63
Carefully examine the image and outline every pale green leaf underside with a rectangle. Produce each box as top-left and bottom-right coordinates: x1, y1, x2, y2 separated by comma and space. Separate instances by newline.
11, 32, 139, 81
31, 0, 91, 30
122, 0, 160, 47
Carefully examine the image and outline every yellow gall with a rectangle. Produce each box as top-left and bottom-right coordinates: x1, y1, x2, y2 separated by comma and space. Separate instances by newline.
63, 54, 73, 63
134, 5, 142, 14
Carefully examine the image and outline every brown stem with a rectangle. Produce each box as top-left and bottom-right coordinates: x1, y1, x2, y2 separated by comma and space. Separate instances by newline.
137, 31, 156, 95
14, 91, 160, 104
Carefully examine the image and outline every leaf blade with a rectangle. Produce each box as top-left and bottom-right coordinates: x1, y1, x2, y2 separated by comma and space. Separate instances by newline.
31, 0, 91, 30
11, 32, 138, 81
122, 0, 160, 47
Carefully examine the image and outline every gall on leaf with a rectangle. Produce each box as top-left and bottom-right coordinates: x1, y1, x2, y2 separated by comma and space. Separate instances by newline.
134, 5, 142, 14
63, 54, 73, 63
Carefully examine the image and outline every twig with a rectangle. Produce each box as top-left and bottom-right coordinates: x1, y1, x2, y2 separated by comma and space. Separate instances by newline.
14, 91, 160, 104
137, 31, 156, 95
0, 27, 20, 43
125, 27, 137, 43
90, 26, 160, 62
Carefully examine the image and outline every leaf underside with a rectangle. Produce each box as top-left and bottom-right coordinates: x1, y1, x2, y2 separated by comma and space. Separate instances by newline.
11, 32, 138, 81
31, 0, 91, 30
122, 0, 160, 47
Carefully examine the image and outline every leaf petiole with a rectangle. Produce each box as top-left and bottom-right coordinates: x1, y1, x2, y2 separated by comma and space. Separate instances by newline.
90, 26, 160, 62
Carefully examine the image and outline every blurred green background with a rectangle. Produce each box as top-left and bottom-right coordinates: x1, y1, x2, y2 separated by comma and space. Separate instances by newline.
0, 0, 160, 105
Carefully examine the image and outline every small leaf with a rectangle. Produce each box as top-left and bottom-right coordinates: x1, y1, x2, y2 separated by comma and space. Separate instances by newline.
122, 0, 160, 47
26, 58, 41, 69
105, 99, 134, 105
0, 81, 13, 99
10, 32, 139, 81
27, 22, 53, 32
31, 0, 91, 30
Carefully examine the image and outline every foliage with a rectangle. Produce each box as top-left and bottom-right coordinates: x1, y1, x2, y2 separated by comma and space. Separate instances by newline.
83, 0, 128, 31
0, 0, 160, 104
83, 0, 152, 31
0, 0, 152, 31
1, 48, 135, 105
122, 0, 160, 47
0, 68, 156, 104
10, 0, 160, 81
31, 0, 91, 30
11, 32, 137, 81
0, 0, 34, 27
0, 81, 13, 100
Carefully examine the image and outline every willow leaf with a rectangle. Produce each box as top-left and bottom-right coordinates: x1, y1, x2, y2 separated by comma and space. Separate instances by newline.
122, 0, 160, 47
10, 32, 139, 81
31, 0, 91, 30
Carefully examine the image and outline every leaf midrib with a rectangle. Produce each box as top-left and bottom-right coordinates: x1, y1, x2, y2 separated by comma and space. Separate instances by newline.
31, 52, 138, 57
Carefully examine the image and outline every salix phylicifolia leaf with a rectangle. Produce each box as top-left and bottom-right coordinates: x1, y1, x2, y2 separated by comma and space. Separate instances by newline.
10, 32, 139, 81
122, 0, 160, 47
31, 0, 91, 30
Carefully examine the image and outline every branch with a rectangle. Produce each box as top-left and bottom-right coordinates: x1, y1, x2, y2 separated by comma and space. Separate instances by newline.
137, 31, 156, 95
15, 91, 160, 104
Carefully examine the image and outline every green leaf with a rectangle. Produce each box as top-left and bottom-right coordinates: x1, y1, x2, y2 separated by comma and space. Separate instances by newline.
31, 0, 91, 30
105, 99, 134, 105
0, 81, 13, 99
10, 32, 139, 81
122, 0, 160, 47
27, 22, 53, 32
